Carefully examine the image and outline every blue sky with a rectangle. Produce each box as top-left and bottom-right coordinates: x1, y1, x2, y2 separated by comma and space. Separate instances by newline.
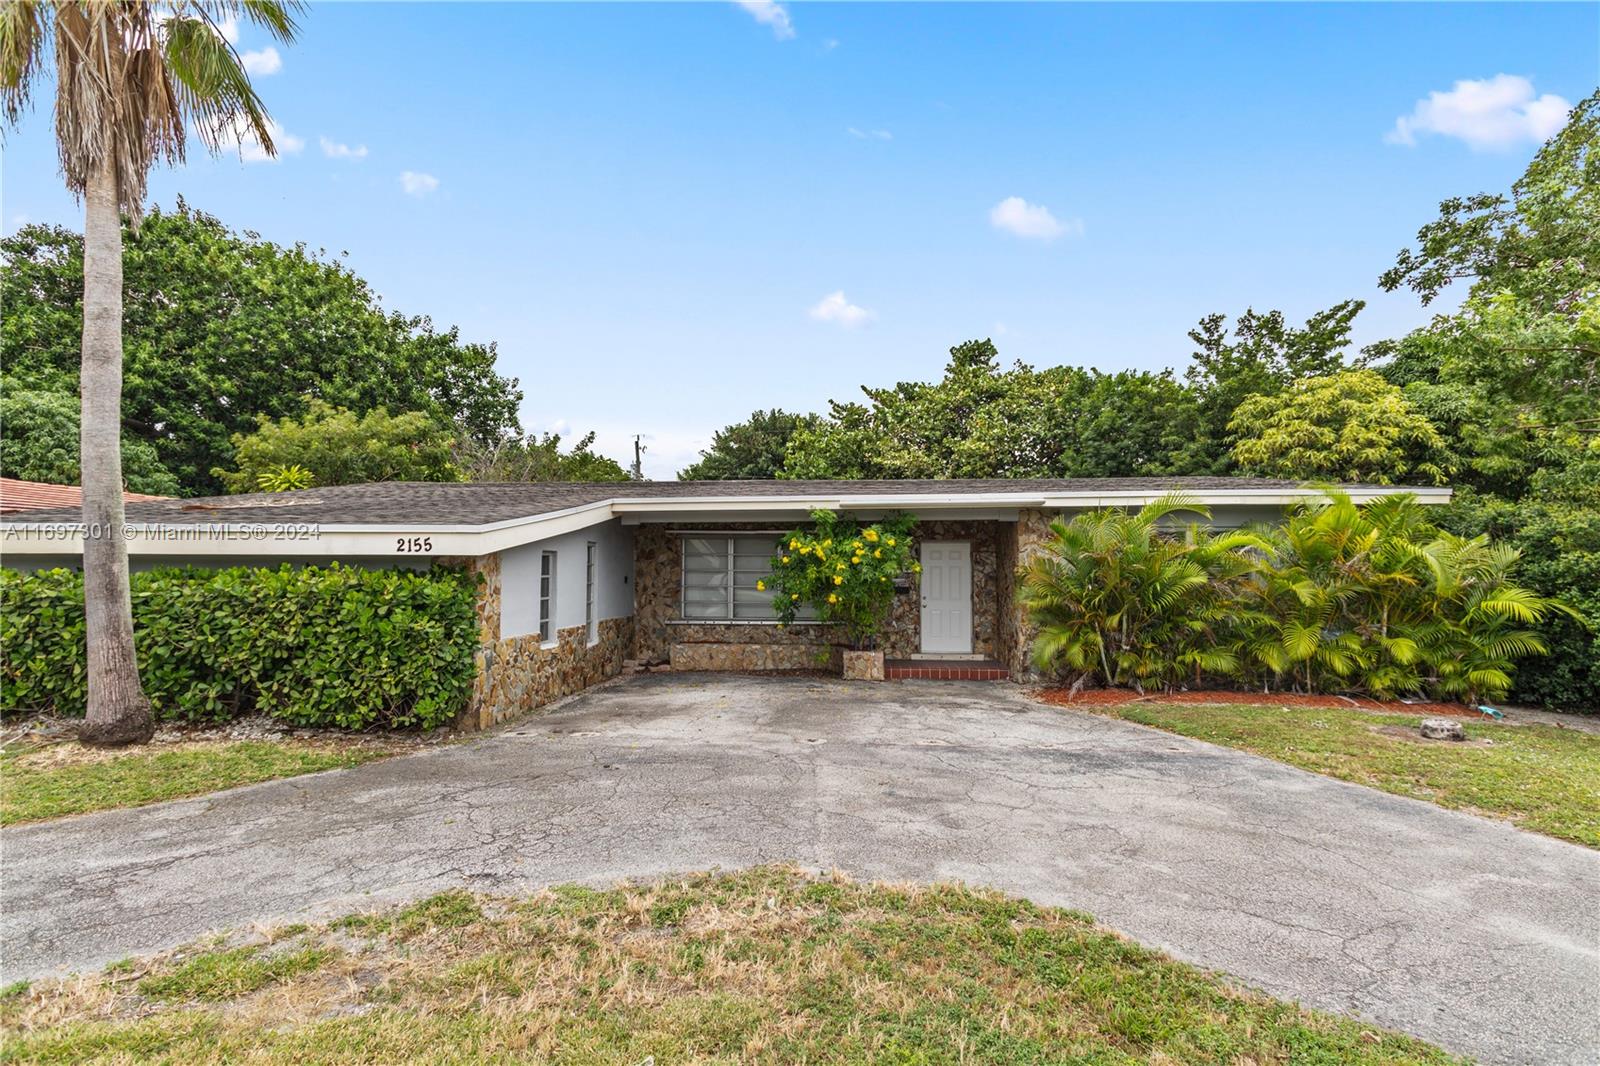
3, 3, 1593, 477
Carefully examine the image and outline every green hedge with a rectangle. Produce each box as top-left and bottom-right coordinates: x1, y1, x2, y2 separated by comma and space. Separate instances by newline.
1, 564, 480, 729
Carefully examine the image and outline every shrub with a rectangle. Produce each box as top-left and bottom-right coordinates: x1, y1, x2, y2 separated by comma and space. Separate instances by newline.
0, 564, 480, 729
1022, 491, 1576, 704
766, 511, 919, 649
1018, 495, 1263, 692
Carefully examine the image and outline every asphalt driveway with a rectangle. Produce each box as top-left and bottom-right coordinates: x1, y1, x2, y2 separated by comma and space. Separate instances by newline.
4, 674, 1597, 1063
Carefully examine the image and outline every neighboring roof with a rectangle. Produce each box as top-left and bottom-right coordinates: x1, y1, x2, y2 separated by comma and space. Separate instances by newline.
1, 477, 1450, 529
0, 477, 171, 516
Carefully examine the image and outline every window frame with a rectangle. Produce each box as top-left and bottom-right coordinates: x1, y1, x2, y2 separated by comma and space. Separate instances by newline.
539, 550, 557, 645
677, 532, 815, 623
584, 541, 598, 645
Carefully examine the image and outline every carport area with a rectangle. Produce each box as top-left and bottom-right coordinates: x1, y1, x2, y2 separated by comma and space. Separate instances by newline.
3, 673, 1596, 1064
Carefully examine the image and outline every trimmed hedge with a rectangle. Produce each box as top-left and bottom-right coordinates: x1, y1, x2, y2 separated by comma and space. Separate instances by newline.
1, 564, 480, 729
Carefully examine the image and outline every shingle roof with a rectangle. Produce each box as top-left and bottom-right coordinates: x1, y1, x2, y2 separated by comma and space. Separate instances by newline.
0, 478, 171, 516
0, 477, 1424, 529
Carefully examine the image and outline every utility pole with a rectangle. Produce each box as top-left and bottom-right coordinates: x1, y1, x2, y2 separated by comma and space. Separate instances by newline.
631, 434, 647, 481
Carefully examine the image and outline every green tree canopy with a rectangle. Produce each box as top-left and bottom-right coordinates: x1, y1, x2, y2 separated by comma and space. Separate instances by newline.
1369, 92, 1600, 709
678, 409, 820, 480
0, 389, 181, 496
1380, 90, 1598, 309
781, 340, 1201, 480
216, 401, 459, 492
0, 201, 522, 496
454, 430, 629, 482
1229, 370, 1450, 486
1181, 301, 1364, 473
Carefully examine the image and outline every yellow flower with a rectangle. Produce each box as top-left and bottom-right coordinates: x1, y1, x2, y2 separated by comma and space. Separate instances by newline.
881, 577, 888, 583
852, 541, 862, 550
836, 562, 845, 570
789, 539, 799, 550
886, 537, 896, 546
791, 593, 800, 601
865, 529, 879, 542
823, 539, 832, 548
873, 548, 882, 558
782, 556, 791, 564
912, 562, 922, 573
827, 593, 838, 604
756, 580, 766, 591
833, 575, 843, 585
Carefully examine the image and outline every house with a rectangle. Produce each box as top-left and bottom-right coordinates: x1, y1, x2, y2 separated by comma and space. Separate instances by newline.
0, 478, 1451, 729
0, 477, 172, 516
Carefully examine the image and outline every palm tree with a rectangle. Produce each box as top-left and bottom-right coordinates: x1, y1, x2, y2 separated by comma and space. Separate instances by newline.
1019, 495, 1264, 693
1, 1, 299, 745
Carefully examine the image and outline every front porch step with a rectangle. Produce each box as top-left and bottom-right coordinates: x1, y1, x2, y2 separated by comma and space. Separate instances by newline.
886, 659, 1009, 681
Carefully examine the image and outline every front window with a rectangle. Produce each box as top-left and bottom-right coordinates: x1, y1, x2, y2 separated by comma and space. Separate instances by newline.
539, 551, 557, 642
681, 534, 785, 620
585, 542, 597, 643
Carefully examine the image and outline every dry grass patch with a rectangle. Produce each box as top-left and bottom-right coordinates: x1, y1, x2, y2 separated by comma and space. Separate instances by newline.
0, 866, 1459, 1065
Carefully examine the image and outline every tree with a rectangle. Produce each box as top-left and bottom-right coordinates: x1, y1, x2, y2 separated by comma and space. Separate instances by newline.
781, 340, 1202, 480
453, 430, 629, 482
0, 388, 180, 495
1229, 370, 1450, 485
1371, 93, 1600, 708
217, 401, 459, 492
0, 203, 522, 496
1181, 302, 1365, 473
1, 0, 300, 746
678, 409, 820, 480
1380, 90, 1598, 308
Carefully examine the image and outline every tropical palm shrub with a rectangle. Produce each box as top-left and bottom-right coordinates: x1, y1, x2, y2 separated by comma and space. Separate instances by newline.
1023, 490, 1576, 703
1018, 496, 1264, 692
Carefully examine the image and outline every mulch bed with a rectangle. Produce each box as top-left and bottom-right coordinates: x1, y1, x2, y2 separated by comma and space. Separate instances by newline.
1033, 688, 1480, 718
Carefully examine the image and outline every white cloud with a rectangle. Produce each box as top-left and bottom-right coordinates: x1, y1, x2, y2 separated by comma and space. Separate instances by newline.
847, 127, 892, 140
1387, 75, 1571, 151
399, 170, 440, 197
213, 13, 240, 43
320, 136, 369, 160
808, 290, 874, 327
734, 0, 794, 40
207, 116, 303, 163
240, 46, 282, 75
823, 38, 840, 51
989, 196, 1080, 241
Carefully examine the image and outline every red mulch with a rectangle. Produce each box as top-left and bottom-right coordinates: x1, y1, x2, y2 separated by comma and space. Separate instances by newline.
1034, 687, 1479, 718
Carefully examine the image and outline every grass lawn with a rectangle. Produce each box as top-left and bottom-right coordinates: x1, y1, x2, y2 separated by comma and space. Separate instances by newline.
0, 740, 392, 826
0, 866, 1458, 1065
1081, 702, 1600, 848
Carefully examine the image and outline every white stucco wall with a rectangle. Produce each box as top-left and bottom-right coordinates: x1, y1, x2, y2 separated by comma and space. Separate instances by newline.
499, 518, 634, 642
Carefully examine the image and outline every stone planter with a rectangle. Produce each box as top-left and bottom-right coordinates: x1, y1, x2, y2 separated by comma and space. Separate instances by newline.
842, 649, 886, 681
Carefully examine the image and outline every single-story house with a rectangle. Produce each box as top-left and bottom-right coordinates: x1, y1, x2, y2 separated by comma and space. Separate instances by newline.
0, 477, 1451, 729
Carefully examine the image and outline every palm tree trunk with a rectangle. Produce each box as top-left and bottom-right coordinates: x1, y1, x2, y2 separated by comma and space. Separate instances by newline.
77, 157, 154, 747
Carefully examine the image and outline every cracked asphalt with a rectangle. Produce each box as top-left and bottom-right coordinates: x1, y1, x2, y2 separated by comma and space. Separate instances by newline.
4, 674, 1597, 1063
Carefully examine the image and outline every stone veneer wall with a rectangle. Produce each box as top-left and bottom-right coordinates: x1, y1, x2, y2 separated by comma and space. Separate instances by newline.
453, 551, 634, 730
633, 519, 1001, 668
1002, 509, 1055, 679
633, 523, 840, 668
880, 520, 1000, 660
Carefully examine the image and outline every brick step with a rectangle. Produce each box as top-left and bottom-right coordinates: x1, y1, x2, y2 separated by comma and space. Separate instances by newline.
885, 659, 1009, 681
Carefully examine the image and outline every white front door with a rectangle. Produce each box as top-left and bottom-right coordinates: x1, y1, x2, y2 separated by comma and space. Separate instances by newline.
919, 541, 972, 654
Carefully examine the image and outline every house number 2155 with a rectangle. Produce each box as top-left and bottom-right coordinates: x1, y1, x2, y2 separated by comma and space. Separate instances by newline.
396, 536, 433, 553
